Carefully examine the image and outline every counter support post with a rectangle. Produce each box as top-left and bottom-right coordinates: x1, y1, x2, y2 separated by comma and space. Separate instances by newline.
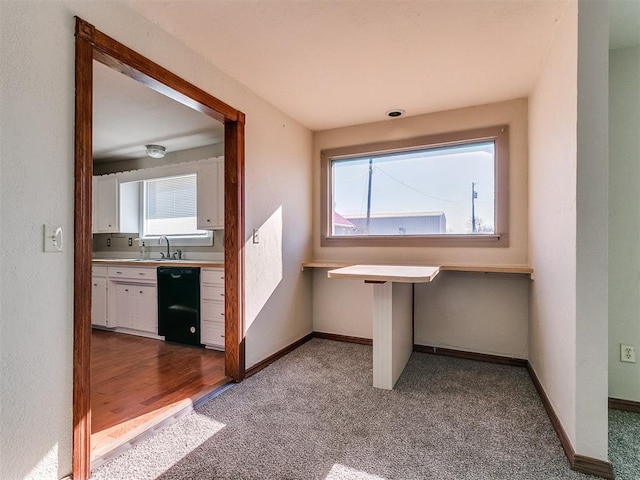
372, 282, 413, 389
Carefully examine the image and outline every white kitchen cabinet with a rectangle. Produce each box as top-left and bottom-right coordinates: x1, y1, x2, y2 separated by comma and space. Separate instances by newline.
91, 266, 108, 327
95, 175, 119, 233
107, 266, 158, 335
197, 158, 224, 230
200, 267, 225, 349
113, 283, 157, 334
93, 175, 139, 233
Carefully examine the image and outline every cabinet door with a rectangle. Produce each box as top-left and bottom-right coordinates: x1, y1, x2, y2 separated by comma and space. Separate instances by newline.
201, 321, 225, 348
91, 277, 107, 327
133, 285, 157, 334
114, 283, 132, 329
95, 175, 119, 233
196, 161, 217, 230
216, 159, 224, 228
197, 159, 224, 230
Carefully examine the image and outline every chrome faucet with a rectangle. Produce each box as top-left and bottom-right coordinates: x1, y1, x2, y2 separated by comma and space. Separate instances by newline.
158, 235, 170, 259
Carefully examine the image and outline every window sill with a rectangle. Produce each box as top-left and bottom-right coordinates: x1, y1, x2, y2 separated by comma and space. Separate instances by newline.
321, 233, 508, 248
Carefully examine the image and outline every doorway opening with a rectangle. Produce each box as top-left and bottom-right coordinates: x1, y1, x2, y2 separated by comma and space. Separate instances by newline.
74, 17, 245, 480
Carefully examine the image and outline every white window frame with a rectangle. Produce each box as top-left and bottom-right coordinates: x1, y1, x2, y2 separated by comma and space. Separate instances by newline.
138, 173, 213, 247
320, 125, 509, 248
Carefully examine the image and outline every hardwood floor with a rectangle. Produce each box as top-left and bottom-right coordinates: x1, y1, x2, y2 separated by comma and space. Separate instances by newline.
91, 329, 228, 462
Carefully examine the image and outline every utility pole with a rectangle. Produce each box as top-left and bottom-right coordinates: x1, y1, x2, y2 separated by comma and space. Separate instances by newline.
471, 182, 478, 232
366, 158, 373, 234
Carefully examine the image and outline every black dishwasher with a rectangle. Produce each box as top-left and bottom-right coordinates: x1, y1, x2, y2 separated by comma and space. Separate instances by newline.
157, 266, 201, 346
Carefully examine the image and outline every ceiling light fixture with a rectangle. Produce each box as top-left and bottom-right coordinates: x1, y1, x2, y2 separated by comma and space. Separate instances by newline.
145, 144, 166, 158
386, 109, 405, 118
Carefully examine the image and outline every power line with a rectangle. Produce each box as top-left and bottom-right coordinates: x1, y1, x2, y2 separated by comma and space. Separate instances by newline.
373, 165, 463, 203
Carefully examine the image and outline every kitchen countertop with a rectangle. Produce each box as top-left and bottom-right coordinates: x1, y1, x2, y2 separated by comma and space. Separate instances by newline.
92, 259, 225, 268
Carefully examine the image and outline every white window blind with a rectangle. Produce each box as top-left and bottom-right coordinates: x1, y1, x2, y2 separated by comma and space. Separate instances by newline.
143, 174, 206, 237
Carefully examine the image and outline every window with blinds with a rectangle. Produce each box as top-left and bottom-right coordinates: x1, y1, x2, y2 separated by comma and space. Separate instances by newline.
142, 174, 207, 237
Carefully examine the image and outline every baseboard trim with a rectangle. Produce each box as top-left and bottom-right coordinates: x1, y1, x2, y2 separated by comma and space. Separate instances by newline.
313, 332, 373, 345
609, 397, 640, 413
245, 333, 314, 378
527, 364, 614, 480
413, 344, 527, 367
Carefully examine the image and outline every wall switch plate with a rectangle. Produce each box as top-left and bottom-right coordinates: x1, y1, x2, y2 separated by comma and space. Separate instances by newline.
252, 228, 260, 244
621, 344, 636, 363
43, 225, 63, 252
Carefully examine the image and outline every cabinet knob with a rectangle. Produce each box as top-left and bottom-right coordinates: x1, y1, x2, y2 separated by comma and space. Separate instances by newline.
207, 219, 211, 222
124, 289, 129, 292
220, 293, 224, 297
139, 290, 143, 294
93, 283, 98, 287
220, 313, 224, 316
220, 334, 225, 338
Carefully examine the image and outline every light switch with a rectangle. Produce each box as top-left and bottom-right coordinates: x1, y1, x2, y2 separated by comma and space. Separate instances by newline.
43, 225, 63, 252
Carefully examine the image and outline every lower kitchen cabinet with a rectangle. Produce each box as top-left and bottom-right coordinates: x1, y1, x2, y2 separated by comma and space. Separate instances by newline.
91, 266, 108, 327
201, 268, 225, 349
106, 266, 158, 336
91, 277, 108, 327
114, 283, 158, 334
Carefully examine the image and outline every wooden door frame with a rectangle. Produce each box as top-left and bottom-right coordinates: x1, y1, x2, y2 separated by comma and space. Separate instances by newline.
73, 17, 245, 480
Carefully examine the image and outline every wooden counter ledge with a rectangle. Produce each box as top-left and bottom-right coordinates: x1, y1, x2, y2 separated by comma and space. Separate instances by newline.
302, 261, 533, 276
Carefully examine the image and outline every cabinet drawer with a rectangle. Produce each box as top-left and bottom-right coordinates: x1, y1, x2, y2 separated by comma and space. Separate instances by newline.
201, 268, 224, 286
92, 265, 107, 277
202, 285, 224, 301
108, 266, 157, 283
202, 321, 225, 347
202, 299, 225, 321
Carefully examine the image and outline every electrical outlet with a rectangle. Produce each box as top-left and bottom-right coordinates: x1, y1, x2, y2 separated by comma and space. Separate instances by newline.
106, 238, 111, 247
128, 237, 133, 247
621, 344, 636, 363
252, 228, 260, 244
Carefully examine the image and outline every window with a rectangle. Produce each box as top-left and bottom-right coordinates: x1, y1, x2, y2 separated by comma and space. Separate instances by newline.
141, 174, 211, 243
321, 125, 509, 247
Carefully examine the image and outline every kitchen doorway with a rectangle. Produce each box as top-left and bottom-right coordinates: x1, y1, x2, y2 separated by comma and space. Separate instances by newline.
74, 17, 245, 480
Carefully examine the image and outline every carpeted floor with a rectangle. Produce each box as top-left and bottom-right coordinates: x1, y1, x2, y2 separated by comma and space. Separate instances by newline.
92, 339, 596, 480
609, 409, 640, 480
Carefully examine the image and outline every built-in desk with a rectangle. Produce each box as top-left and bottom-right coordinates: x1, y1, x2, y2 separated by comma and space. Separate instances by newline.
328, 265, 440, 390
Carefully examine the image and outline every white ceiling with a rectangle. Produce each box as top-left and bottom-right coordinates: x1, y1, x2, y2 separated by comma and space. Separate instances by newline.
93, 61, 224, 163
127, 0, 572, 131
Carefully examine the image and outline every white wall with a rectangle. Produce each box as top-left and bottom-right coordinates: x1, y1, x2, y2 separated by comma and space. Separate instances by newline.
574, 0, 609, 459
414, 272, 529, 358
609, 44, 640, 402
529, 0, 610, 461
311, 100, 531, 357
0, 2, 312, 478
528, 0, 578, 450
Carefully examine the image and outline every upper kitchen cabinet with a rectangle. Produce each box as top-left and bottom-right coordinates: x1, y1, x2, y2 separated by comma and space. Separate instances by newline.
92, 174, 139, 234
197, 158, 224, 230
